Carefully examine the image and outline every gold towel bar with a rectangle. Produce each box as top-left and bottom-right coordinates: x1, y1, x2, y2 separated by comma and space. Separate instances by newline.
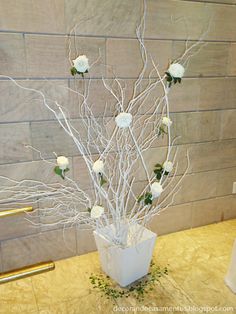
0, 206, 33, 218
0, 261, 55, 284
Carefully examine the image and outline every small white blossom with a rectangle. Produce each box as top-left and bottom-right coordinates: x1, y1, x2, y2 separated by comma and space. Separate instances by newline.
151, 182, 163, 199
163, 161, 173, 173
57, 156, 69, 170
90, 205, 104, 219
115, 112, 132, 129
162, 116, 172, 127
92, 159, 104, 174
73, 55, 89, 73
168, 63, 185, 78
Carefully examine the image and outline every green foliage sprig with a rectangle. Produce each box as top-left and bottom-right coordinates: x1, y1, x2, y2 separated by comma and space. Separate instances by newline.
165, 72, 182, 88
70, 66, 88, 78
54, 166, 69, 180
89, 261, 168, 303
153, 163, 169, 181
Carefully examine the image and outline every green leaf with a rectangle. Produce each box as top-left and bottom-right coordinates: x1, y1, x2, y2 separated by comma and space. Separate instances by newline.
144, 192, 153, 205
70, 67, 77, 76
54, 166, 69, 180
137, 194, 145, 203
154, 169, 162, 180
154, 163, 162, 169
100, 174, 107, 187
87, 207, 91, 213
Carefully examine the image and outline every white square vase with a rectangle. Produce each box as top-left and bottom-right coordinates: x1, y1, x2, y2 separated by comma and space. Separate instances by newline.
225, 239, 236, 293
93, 224, 157, 287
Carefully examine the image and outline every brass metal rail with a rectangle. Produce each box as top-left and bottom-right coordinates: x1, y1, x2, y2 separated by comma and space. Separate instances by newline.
0, 261, 55, 284
0, 206, 33, 218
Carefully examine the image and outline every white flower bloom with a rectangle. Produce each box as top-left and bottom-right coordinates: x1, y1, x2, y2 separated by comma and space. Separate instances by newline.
90, 205, 104, 219
168, 63, 185, 78
115, 112, 132, 129
92, 159, 104, 174
73, 55, 89, 73
57, 156, 69, 170
151, 182, 163, 199
162, 116, 172, 127
163, 161, 173, 173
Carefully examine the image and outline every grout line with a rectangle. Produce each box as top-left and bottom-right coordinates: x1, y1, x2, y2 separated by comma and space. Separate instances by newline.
180, 0, 236, 5
0, 29, 236, 43
1, 75, 236, 81
0, 137, 236, 166
0, 107, 235, 125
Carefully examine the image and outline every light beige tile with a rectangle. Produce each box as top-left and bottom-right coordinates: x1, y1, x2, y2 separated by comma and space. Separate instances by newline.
171, 111, 221, 145
148, 203, 192, 235
0, 123, 33, 163
146, 0, 236, 41
220, 109, 236, 140
26, 34, 106, 78
0, 211, 40, 241
77, 227, 97, 255
173, 41, 229, 77
1, 228, 77, 272
25, 35, 68, 77
0, 0, 65, 33
0, 33, 26, 77
145, 0, 211, 40
168, 78, 200, 112
172, 170, 218, 205
217, 195, 236, 221
68, 79, 116, 117
106, 39, 172, 78
216, 167, 236, 197
30, 120, 80, 158
187, 139, 236, 174
191, 198, 222, 228
0, 80, 71, 122
69, 37, 106, 78
228, 43, 236, 76
199, 78, 236, 111
65, 0, 142, 36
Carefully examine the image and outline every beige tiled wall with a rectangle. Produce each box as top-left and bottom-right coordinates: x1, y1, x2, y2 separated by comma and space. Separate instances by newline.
0, 0, 235, 271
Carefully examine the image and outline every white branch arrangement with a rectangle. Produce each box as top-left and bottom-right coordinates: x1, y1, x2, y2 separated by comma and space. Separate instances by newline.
0, 1, 209, 248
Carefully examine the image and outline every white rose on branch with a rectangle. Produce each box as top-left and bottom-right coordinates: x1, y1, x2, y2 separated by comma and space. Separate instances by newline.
115, 112, 132, 129
162, 116, 172, 127
93, 159, 104, 174
71, 55, 89, 76
151, 182, 163, 199
163, 161, 173, 173
57, 156, 69, 170
90, 205, 104, 219
167, 63, 185, 78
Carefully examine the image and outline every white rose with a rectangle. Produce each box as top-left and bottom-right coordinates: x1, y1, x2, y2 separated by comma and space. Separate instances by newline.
151, 182, 163, 199
162, 116, 172, 127
168, 63, 185, 78
115, 112, 132, 128
90, 205, 104, 219
73, 55, 89, 73
163, 161, 173, 173
92, 159, 104, 174
57, 156, 69, 170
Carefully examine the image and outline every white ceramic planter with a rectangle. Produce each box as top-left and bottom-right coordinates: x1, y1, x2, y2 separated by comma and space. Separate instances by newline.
93, 224, 157, 287
225, 239, 236, 293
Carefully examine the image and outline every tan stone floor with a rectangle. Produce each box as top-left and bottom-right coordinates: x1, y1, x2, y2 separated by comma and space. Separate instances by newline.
0, 220, 236, 314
